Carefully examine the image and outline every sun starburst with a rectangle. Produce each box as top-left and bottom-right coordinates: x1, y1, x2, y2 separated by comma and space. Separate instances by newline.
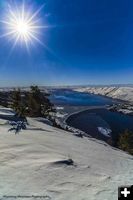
0, 2, 46, 50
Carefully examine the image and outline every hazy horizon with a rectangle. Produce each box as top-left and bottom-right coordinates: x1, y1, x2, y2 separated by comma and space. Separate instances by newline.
1, 83, 133, 89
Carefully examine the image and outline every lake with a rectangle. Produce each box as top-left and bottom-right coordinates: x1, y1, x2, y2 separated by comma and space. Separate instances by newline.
49, 89, 133, 142
49, 89, 117, 106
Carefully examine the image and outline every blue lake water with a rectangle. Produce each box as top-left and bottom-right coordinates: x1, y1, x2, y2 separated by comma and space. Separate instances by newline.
66, 108, 133, 142
50, 90, 133, 142
49, 89, 117, 106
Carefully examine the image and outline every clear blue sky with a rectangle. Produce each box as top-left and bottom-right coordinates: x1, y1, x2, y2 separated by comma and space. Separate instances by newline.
0, 0, 133, 86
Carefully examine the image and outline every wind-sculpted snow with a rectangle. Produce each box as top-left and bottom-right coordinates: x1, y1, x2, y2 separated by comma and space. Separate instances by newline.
0, 107, 15, 116
0, 112, 133, 200
74, 86, 133, 102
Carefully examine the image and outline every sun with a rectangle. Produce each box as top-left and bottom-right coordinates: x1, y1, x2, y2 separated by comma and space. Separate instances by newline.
16, 20, 29, 35
9, 18, 32, 42
0, 2, 46, 49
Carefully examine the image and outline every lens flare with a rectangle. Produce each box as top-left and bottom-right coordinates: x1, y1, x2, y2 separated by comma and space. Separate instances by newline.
0, 2, 46, 50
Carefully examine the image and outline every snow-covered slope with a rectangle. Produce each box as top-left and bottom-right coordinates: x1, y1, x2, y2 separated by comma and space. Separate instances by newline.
0, 115, 133, 200
0, 107, 15, 116
74, 87, 133, 102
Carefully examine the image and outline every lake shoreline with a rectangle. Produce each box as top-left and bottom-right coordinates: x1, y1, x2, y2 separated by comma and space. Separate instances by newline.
64, 106, 112, 141
72, 89, 133, 115
55, 105, 112, 140
51, 90, 133, 142
55, 102, 133, 142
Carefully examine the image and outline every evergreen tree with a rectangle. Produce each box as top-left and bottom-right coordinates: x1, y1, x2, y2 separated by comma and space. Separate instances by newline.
118, 130, 133, 155
11, 89, 21, 113
27, 86, 55, 117
10, 86, 55, 119
11, 89, 27, 120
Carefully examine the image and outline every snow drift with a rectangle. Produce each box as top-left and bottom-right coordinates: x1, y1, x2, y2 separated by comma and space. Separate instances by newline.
0, 108, 132, 200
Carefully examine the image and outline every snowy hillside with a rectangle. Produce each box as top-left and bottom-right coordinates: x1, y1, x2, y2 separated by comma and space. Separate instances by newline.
0, 108, 133, 200
74, 87, 133, 102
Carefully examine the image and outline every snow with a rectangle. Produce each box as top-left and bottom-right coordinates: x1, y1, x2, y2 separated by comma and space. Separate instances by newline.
97, 127, 112, 137
118, 109, 133, 114
56, 106, 64, 110
74, 86, 133, 102
56, 112, 67, 118
0, 107, 15, 116
0, 109, 133, 200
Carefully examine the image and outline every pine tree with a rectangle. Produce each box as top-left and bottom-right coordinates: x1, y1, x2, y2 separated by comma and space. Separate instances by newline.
11, 89, 21, 113
27, 86, 55, 117
10, 86, 55, 119
118, 130, 133, 155
11, 89, 27, 121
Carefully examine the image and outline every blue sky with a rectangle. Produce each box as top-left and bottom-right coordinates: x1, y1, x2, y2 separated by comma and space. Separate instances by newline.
0, 0, 133, 86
